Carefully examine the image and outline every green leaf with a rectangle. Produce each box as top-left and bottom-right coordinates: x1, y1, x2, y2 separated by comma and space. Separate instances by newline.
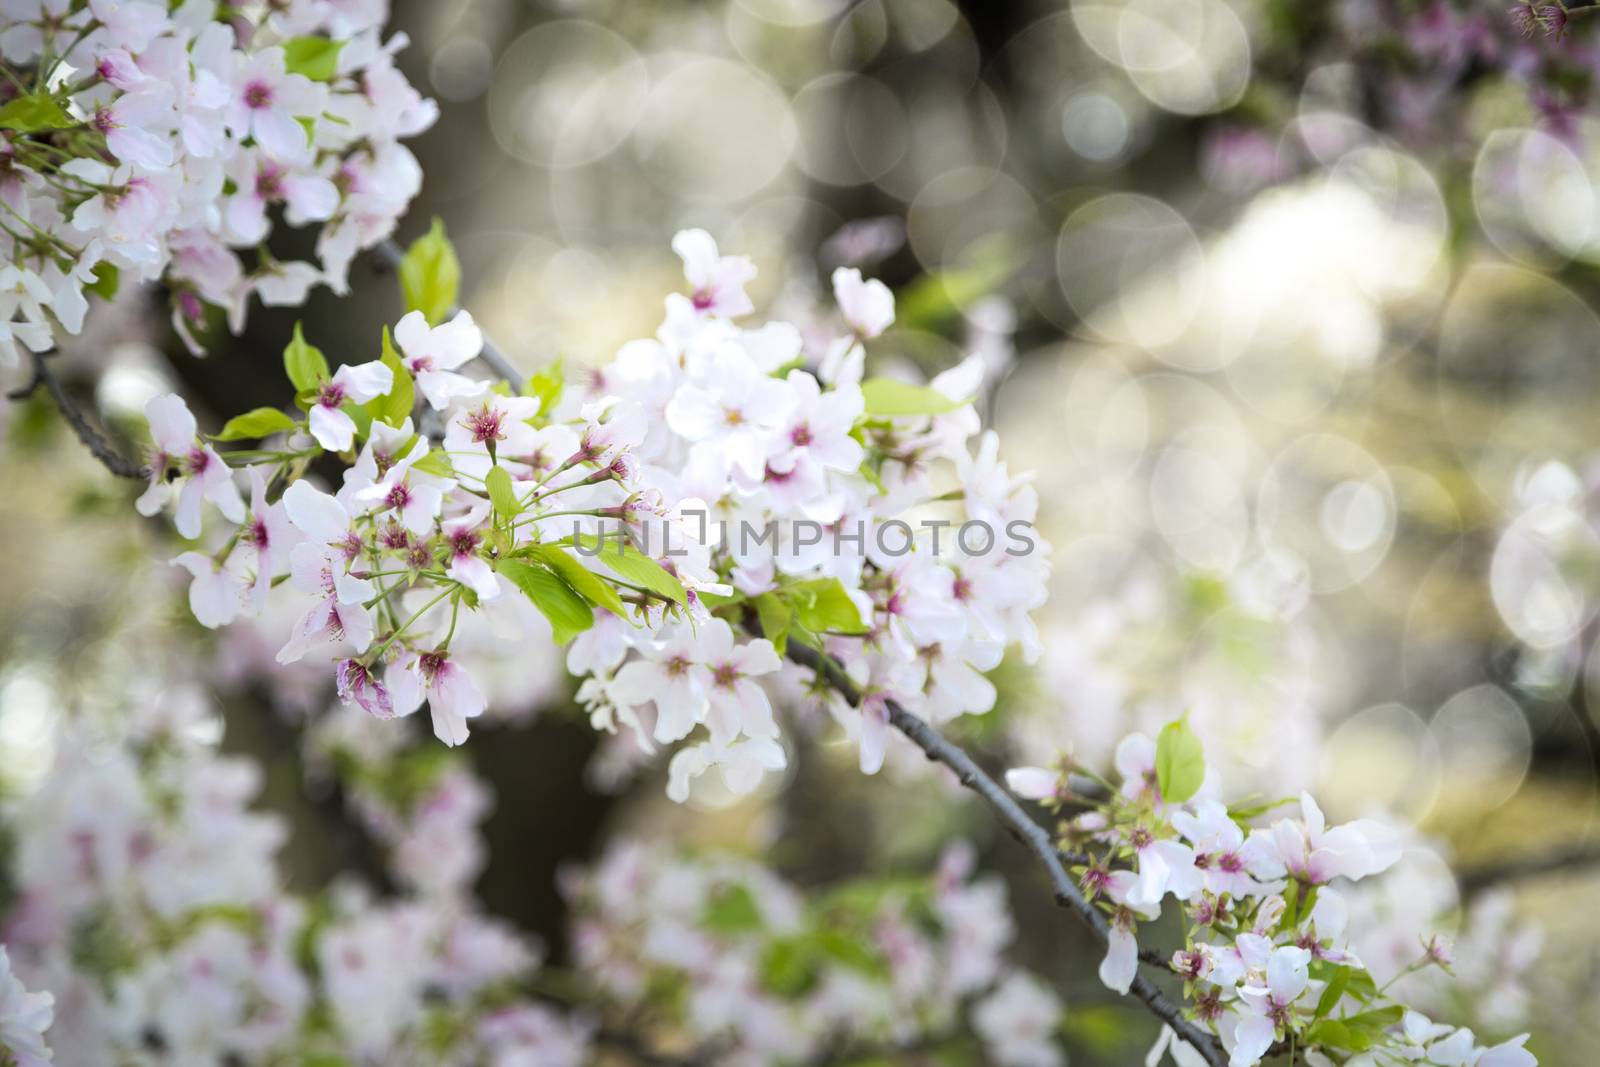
701, 884, 763, 935
496, 559, 593, 644
527, 359, 564, 418
759, 938, 819, 1000
214, 407, 299, 442
1314, 964, 1351, 1020
0, 92, 73, 133
282, 36, 345, 81
860, 377, 966, 418
1302, 1019, 1368, 1053
400, 218, 461, 326
485, 465, 521, 519
785, 577, 868, 635
284, 322, 330, 393
87, 263, 119, 302
369, 326, 414, 428
412, 449, 455, 478
529, 544, 628, 619
1342, 1006, 1404, 1032
815, 928, 888, 977
1154, 715, 1206, 805
569, 533, 686, 605
753, 593, 791, 655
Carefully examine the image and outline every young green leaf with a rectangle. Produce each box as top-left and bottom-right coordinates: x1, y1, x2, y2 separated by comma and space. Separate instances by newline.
859, 377, 967, 418
214, 407, 300, 442
284, 322, 330, 392
0, 92, 73, 133
484, 465, 521, 519
785, 577, 868, 635
368, 326, 414, 428
412, 450, 455, 478
496, 560, 594, 644
701, 884, 764, 935
527, 359, 565, 418
399, 218, 461, 326
753, 592, 792, 655
1154, 715, 1206, 805
569, 533, 686, 605
528, 545, 628, 619
282, 36, 345, 81
87, 263, 120, 302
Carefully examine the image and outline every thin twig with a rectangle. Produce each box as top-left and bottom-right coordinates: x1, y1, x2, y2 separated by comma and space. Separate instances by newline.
370, 238, 524, 386
778, 639, 1227, 1066
9, 349, 146, 480
1457, 840, 1600, 896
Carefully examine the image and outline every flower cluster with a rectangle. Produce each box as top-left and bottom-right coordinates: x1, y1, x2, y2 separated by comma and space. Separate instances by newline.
1007, 719, 1538, 1067
0, 0, 432, 363
0, 687, 591, 1066
562, 837, 1064, 1067
143, 225, 1050, 802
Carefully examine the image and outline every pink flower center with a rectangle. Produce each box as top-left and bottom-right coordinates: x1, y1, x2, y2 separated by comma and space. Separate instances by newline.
244, 80, 274, 109
450, 527, 480, 558
465, 406, 505, 444
419, 651, 448, 680
712, 663, 739, 688
790, 424, 813, 447
256, 163, 285, 199
317, 382, 347, 409
691, 289, 715, 311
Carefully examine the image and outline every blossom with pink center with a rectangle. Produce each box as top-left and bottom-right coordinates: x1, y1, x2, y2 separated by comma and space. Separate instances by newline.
389, 649, 486, 746
308, 360, 394, 453
344, 421, 449, 535
697, 619, 782, 747
1227, 945, 1311, 1067
94, 87, 176, 169
335, 658, 394, 720
239, 464, 303, 611
136, 393, 246, 538
1243, 793, 1400, 886
666, 346, 794, 484
1172, 801, 1258, 899
443, 507, 499, 601
672, 228, 756, 319
225, 47, 326, 162
393, 309, 487, 410
276, 482, 374, 663
610, 625, 712, 745
443, 394, 543, 481
224, 149, 339, 244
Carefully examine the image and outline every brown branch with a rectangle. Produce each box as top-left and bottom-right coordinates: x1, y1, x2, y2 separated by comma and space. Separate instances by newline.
8, 349, 145, 480
778, 638, 1227, 1067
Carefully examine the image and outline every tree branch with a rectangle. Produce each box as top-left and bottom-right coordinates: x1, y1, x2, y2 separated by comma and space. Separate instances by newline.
8, 349, 146, 480
370, 238, 524, 387
779, 639, 1227, 1067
